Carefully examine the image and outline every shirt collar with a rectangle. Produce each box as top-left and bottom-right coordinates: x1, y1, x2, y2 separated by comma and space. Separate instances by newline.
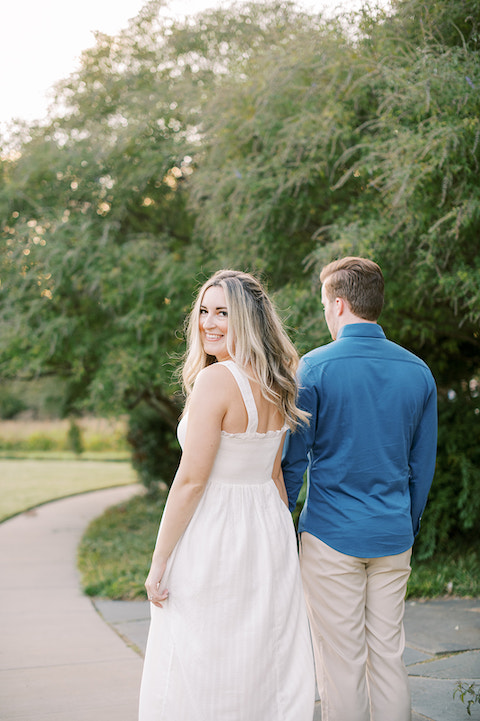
337, 323, 386, 340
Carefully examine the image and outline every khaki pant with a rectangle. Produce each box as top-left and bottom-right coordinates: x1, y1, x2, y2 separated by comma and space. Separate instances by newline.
300, 533, 412, 721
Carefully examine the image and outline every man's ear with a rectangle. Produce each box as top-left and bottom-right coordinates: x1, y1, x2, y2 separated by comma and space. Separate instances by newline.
335, 297, 345, 315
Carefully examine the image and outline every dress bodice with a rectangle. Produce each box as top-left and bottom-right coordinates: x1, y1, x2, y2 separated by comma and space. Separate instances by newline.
177, 361, 285, 485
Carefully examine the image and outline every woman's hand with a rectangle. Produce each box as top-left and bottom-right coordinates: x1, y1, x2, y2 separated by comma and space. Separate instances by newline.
145, 557, 169, 608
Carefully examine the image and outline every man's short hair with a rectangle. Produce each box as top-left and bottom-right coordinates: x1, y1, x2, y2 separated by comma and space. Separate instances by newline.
320, 256, 384, 321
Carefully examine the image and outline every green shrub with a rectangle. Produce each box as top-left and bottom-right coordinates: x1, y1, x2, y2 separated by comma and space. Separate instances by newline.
408, 545, 480, 598
127, 403, 181, 493
65, 420, 84, 455
0, 418, 129, 455
23, 433, 57, 451
84, 432, 128, 452
415, 383, 480, 559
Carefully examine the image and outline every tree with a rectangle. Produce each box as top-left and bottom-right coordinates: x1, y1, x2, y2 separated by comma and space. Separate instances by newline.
185, 0, 480, 553
1, 0, 479, 542
1, 0, 328, 483
189, 0, 480, 383
1, 0, 324, 411
0, 1, 201, 425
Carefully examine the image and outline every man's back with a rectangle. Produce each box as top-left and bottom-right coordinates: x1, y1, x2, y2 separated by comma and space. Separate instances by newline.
283, 323, 437, 557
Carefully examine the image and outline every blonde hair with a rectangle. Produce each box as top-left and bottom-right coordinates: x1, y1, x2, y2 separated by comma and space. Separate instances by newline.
182, 270, 308, 430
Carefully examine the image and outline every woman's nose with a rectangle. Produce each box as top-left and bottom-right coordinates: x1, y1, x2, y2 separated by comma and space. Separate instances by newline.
203, 312, 216, 328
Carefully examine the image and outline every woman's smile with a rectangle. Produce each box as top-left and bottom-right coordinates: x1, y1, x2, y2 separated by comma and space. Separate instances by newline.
199, 286, 231, 361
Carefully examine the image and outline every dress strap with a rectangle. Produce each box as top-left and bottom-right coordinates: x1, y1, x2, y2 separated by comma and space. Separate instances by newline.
220, 361, 258, 433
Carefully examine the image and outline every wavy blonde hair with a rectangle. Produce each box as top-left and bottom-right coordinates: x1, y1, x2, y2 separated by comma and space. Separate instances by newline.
181, 269, 308, 430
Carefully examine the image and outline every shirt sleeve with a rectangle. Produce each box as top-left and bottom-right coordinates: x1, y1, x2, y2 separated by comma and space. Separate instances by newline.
409, 374, 438, 537
282, 359, 319, 512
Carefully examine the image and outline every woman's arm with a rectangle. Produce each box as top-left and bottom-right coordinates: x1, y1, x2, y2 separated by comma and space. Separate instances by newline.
145, 365, 231, 606
272, 433, 289, 508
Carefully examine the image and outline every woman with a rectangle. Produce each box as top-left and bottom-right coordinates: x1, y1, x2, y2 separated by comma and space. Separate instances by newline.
139, 270, 315, 721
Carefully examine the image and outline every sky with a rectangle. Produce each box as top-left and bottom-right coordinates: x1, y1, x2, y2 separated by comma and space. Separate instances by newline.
0, 0, 363, 130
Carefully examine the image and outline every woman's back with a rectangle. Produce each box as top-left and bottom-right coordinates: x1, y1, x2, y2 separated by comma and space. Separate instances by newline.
212, 361, 285, 436
178, 362, 286, 486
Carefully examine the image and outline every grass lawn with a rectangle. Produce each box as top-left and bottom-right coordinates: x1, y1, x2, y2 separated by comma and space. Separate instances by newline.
0, 458, 138, 522
77, 492, 480, 601
78, 492, 166, 600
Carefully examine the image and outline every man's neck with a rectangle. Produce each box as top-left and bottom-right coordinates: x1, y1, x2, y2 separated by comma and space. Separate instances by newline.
338, 315, 377, 331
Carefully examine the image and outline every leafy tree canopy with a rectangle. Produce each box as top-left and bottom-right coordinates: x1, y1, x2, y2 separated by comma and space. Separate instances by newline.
1, 0, 479, 547
1, 0, 479, 399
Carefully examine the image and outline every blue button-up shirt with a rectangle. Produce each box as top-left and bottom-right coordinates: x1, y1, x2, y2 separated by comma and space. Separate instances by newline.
282, 323, 437, 558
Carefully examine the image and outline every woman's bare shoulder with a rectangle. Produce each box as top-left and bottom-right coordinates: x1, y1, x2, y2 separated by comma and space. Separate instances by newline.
193, 363, 236, 394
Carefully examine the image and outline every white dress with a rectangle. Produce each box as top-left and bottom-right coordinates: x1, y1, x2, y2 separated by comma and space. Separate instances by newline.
139, 361, 315, 721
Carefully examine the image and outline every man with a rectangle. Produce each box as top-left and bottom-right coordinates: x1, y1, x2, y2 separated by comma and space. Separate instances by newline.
282, 257, 437, 721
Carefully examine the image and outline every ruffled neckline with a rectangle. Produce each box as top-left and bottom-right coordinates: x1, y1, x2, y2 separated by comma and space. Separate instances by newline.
221, 425, 287, 439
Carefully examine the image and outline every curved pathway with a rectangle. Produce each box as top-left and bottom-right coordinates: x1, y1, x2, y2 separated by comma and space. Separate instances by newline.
0, 485, 143, 721
0, 484, 479, 721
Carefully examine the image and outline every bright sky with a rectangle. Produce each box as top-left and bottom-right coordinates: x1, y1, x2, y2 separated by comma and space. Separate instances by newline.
0, 0, 367, 131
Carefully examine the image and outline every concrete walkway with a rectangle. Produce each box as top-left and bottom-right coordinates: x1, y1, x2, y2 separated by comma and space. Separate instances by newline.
0, 486, 143, 721
1, 486, 479, 720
